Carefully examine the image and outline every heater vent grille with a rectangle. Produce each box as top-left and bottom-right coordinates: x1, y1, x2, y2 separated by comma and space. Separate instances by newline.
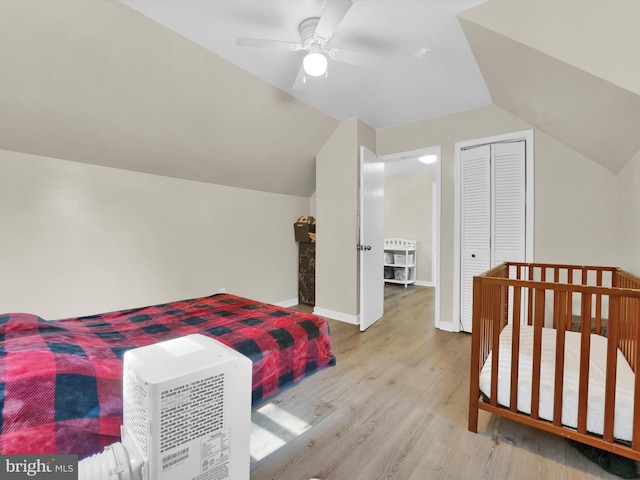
123, 363, 150, 457
160, 372, 226, 453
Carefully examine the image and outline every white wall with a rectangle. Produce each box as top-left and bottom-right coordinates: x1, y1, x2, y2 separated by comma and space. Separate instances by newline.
618, 149, 640, 276
315, 120, 359, 319
309, 191, 317, 218
0, 149, 308, 319
384, 171, 435, 284
378, 104, 620, 330
315, 119, 376, 321
533, 130, 619, 266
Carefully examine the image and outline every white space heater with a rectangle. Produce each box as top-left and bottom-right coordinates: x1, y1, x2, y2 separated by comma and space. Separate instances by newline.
79, 334, 252, 480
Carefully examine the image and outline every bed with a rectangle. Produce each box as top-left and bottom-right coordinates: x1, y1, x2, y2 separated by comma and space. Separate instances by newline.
0, 293, 335, 459
468, 262, 640, 461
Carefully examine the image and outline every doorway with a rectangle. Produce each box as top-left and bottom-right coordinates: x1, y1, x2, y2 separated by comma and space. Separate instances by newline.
377, 146, 442, 328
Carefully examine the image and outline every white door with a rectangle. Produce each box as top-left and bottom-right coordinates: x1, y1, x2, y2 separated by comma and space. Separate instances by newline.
460, 145, 491, 333
491, 141, 526, 266
460, 141, 526, 332
359, 146, 385, 331
492, 141, 527, 326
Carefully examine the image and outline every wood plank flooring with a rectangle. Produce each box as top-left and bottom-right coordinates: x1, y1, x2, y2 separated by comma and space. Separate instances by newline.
250, 285, 624, 479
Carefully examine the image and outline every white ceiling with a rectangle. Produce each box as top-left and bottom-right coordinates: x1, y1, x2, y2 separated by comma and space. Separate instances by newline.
121, 0, 491, 129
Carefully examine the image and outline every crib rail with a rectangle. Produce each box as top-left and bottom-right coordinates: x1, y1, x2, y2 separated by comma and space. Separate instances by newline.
468, 262, 640, 461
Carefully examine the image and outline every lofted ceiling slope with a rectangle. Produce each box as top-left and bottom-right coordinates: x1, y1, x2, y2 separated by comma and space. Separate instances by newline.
2, 0, 638, 197
0, 0, 338, 197
458, 1, 640, 173
459, 0, 640, 97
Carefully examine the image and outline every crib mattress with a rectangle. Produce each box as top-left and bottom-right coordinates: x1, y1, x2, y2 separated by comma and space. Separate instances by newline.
479, 324, 635, 441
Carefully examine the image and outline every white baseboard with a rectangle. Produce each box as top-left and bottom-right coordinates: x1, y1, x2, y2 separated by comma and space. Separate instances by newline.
313, 307, 359, 325
273, 298, 298, 308
414, 280, 434, 287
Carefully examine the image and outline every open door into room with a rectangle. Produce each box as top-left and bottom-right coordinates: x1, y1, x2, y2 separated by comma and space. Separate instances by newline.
359, 146, 384, 331
376, 147, 442, 330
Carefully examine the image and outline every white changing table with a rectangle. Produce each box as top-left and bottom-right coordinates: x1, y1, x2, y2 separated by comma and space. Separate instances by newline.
383, 238, 416, 288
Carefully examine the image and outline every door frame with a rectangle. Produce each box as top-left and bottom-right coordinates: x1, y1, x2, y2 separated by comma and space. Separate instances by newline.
452, 129, 534, 332
378, 145, 442, 328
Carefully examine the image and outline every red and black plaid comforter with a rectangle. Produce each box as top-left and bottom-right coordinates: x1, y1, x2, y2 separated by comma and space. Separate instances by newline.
0, 294, 334, 458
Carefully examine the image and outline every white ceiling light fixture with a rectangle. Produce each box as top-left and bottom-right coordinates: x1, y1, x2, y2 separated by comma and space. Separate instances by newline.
236, 0, 379, 89
418, 155, 438, 164
303, 52, 328, 77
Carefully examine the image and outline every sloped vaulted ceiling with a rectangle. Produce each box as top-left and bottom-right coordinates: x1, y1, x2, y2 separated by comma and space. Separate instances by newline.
0, 0, 338, 196
458, 0, 640, 173
6, 0, 638, 195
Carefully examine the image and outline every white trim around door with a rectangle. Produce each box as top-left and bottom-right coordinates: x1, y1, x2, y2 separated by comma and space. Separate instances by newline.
452, 130, 534, 333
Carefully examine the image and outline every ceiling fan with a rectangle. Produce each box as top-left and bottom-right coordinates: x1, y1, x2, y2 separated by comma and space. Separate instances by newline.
236, 0, 375, 89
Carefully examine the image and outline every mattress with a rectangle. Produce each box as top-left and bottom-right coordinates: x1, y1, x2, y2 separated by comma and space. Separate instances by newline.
479, 323, 634, 441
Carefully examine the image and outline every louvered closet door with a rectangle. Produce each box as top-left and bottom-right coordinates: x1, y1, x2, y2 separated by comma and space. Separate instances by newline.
460, 145, 491, 333
460, 141, 526, 333
492, 141, 526, 266
492, 141, 526, 326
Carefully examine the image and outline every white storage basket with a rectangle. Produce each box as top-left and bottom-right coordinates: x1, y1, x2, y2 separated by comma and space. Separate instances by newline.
393, 253, 414, 266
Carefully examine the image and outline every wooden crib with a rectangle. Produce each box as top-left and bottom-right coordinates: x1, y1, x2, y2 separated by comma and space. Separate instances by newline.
468, 262, 640, 460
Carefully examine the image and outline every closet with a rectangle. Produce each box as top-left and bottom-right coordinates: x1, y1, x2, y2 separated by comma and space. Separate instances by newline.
460, 140, 527, 332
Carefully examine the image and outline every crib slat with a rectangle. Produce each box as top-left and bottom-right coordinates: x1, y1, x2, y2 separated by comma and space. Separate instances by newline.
553, 269, 560, 330
603, 296, 619, 442
468, 276, 483, 433
633, 295, 637, 372
490, 285, 501, 406
634, 297, 640, 449
554, 290, 567, 427
625, 294, 631, 372
595, 270, 603, 335
621, 295, 627, 367
527, 267, 534, 326
577, 293, 592, 434
510, 287, 522, 413
567, 289, 573, 331
595, 293, 602, 336
531, 288, 544, 420
483, 286, 489, 361
633, 297, 638, 373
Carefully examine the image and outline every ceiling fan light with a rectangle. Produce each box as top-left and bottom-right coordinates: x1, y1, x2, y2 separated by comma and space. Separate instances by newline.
303, 52, 328, 77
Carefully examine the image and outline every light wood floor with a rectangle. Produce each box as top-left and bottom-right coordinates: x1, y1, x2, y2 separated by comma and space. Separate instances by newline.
250, 285, 622, 480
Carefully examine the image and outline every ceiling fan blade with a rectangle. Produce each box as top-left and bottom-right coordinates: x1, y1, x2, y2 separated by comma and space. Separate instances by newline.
292, 64, 306, 90
329, 47, 378, 69
315, 0, 353, 39
236, 38, 302, 51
